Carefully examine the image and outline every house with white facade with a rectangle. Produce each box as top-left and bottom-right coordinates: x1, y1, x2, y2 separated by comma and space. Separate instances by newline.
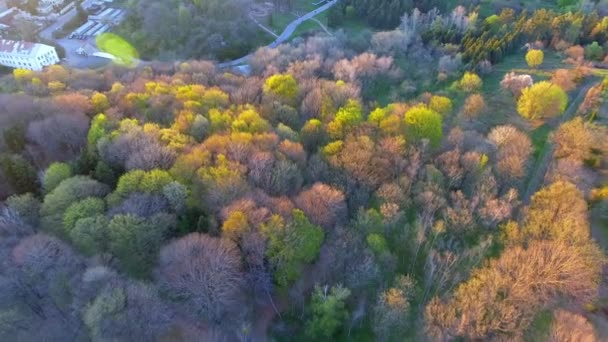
0, 39, 60, 71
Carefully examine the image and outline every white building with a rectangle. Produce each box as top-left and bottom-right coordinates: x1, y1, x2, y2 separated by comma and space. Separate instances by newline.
0, 39, 60, 71
38, 0, 63, 14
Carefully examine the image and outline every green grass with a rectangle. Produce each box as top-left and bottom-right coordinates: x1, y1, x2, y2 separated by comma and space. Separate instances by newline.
530, 124, 552, 159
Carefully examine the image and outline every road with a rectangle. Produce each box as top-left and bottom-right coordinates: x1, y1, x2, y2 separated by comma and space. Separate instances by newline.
39, 0, 110, 69
219, 0, 338, 69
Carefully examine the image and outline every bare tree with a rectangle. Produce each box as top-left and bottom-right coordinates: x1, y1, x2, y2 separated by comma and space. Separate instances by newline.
157, 233, 245, 324
294, 183, 347, 229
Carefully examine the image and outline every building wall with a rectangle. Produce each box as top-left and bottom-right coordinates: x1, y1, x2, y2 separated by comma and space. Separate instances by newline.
0, 46, 60, 71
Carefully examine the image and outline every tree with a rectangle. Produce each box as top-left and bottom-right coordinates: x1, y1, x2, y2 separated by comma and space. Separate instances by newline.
0, 154, 37, 195
500, 72, 533, 98
517, 81, 568, 119
27, 114, 90, 164
42, 162, 72, 195
525, 49, 544, 68
428, 96, 453, 116
373, 275, 416, 341
63, 197, 105, 235
585, 41, 605, 61
523, 181, 590, 245
70, 215, 109, 256
108, 169, 174, 206
157, 233, 244, 322
305, 284, 351, 339
40, 176, 110, 234
403, 105, 443, 147
301, 119, 327, 151
458, 72, 482, 92
90, 92, 110, 113
552, 117, 594, 161
426, 240, 602, 340
108, 213, 173, 277
83, 281, 170, 341
263, 74, 299, 102
462, 93, 486, 119
551, 69, 576, 92
294, 183, 347, 229
261, 211, 324, 288
327, 99, 363, 139
549, 310, 597, 342
221, 210, 250, 241
488, 125, 533, 181
5, 193, 41, 226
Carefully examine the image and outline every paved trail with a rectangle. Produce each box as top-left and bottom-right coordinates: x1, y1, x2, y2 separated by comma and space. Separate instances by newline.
219, 0, 338, 69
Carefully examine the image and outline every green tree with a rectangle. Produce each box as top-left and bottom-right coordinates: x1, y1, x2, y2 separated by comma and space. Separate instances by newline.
305, 284, 351, 339
43, 162, 72, 194
63, 197, 105, 235
0, 154, 37, 195
403, 105, 443, 147
70, 215, 110, 256
517, 81, 568, 119
585, 41, 605, 61
5, 193, 41, 226
108, 213, 173, 277
108, 169, 174, 206
3, 124, 26, 153
87, 114, 109, 153
261, 210, 324, 288
41, 176, 110, 235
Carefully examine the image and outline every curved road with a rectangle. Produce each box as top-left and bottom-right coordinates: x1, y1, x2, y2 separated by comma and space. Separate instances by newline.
219, 0, 338, 68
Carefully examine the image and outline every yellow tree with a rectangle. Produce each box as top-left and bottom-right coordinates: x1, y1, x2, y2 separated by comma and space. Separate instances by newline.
458, 72, 482, 92
517, 81, 568, 119
525, 49, 544, 68
263, 73, 299, 102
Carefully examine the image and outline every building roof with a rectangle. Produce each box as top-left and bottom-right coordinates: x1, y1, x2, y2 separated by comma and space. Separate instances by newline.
0, 39, 52, 57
